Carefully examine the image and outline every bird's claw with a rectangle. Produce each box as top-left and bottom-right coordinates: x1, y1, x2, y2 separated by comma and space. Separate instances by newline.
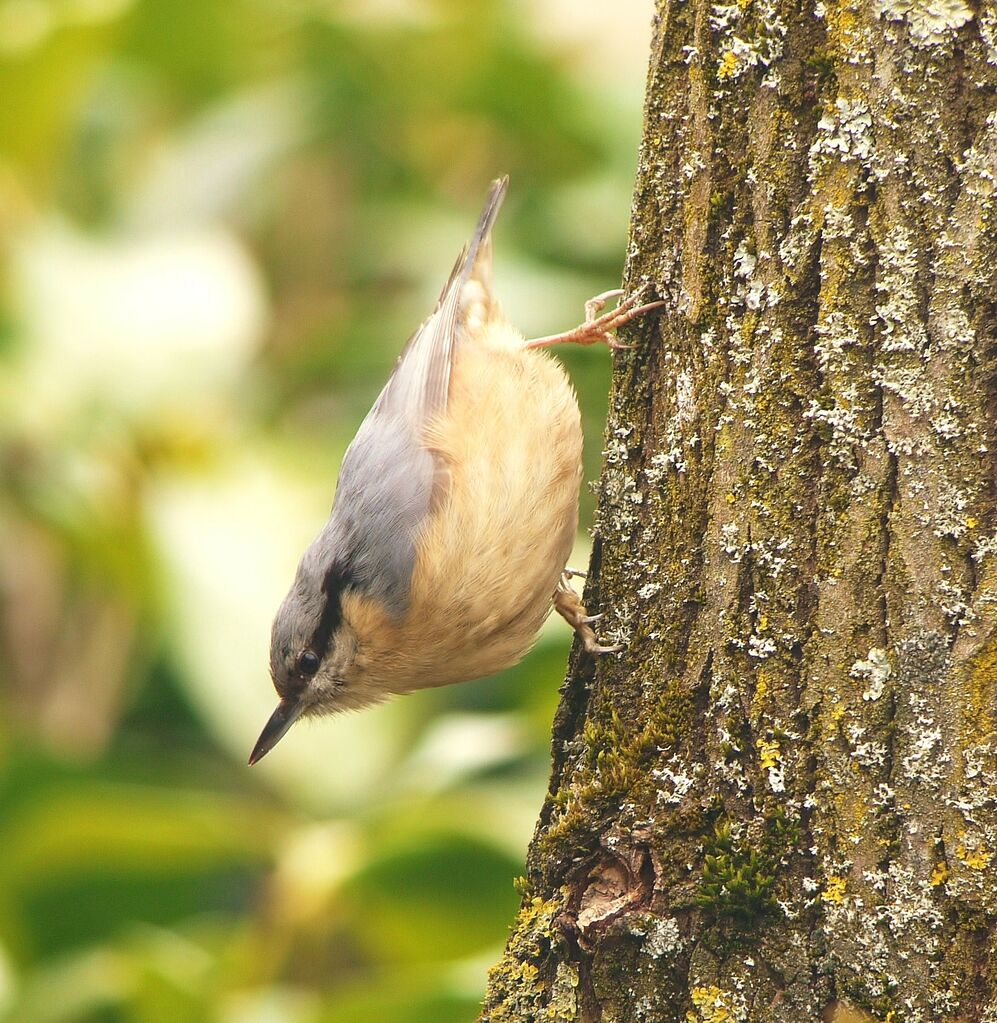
586, 640, 625, 655
525, 285, 665, 351
584, 288, 625, 322
553, 573, 623, 656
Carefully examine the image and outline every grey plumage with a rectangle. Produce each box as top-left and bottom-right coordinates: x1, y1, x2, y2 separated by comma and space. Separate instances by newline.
320, 176, 509, 613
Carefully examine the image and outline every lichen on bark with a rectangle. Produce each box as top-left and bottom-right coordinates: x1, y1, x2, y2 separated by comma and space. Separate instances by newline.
481, 1, 997, 1021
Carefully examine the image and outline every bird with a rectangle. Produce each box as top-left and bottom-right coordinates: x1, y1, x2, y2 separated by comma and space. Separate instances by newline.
249, 177, 663, 765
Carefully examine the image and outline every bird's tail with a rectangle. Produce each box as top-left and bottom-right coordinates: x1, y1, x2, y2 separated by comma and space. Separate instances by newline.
370, 177, 510, 424
435, 176, 508, 300
448, 176, 508, 335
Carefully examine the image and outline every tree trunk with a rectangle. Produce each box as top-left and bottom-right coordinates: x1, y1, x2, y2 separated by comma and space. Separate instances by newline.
480, 2, 997, 1021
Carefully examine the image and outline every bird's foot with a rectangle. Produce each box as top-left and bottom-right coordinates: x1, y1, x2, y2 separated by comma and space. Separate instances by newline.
525, 286, 666, 351
553, 572, 623, 654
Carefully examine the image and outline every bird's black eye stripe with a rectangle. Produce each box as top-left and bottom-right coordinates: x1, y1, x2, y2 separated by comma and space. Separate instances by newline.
307, 563, 352, 660
296, 650, 320, 678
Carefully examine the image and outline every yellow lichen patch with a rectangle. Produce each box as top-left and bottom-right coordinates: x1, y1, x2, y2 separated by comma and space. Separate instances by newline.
930, 862, 949, 887
482, 894, 563, 1020
829, 777, 870, 839
725, 492, 737, 504
757, 737, 781, 770
822, 1001, 880, 1023
752, 669, 770, 710
822, 875, 847, 904
546, 962, 578, 1021
825, 6, 861, 54
717, 51, 739, 81
966, 516, 978, 529
963, 637, 997, 739
687, 985, 745, 1023
956, 844, 993, 870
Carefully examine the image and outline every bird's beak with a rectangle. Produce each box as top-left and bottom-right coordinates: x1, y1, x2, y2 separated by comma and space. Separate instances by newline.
249, 697, 305, 765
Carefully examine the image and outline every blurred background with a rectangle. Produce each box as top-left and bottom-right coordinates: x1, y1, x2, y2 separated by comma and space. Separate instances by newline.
0, 1, 651, 1019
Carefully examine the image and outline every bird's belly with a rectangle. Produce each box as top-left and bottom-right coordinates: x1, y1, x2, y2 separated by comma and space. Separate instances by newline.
350, 323, 583, 694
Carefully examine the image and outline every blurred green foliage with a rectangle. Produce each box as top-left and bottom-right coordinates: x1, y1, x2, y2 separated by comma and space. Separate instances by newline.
0, 0, 648, 1018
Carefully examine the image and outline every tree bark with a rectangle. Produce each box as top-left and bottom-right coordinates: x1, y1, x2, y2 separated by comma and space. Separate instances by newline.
480, 2, 997, 1021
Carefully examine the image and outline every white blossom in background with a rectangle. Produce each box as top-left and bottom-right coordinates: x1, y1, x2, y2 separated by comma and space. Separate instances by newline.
8, 222, 268, 431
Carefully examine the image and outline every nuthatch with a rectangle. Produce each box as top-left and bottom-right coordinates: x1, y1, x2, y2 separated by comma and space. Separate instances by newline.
250, 177, 663, 764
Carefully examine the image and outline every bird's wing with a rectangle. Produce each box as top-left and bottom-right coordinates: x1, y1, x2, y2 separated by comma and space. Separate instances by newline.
323, 178, 509, 615
373, 175, 508, 423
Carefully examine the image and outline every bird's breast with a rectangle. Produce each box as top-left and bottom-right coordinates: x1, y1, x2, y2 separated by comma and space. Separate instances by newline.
346, 321, 583, 695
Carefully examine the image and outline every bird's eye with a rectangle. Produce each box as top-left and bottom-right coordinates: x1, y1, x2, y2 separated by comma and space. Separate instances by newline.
296, 650, 320, 678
